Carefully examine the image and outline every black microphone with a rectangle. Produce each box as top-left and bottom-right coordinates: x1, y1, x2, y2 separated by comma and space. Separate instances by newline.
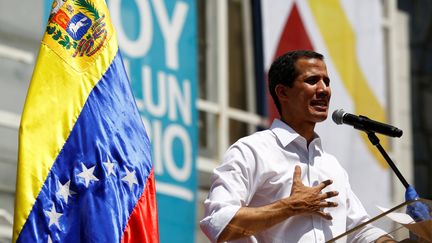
332, 109, 403, 137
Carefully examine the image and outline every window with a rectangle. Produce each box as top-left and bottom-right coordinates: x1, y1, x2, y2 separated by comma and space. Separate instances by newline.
196, 0, 266, 189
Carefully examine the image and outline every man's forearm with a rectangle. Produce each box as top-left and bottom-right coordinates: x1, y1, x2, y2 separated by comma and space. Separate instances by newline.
217, 200, 295, 242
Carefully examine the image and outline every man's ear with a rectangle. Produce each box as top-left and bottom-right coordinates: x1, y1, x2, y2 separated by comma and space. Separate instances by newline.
275, 84, 290, 101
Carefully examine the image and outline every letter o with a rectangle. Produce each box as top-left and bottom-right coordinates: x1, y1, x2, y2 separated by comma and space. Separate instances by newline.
108, 0, 153, 57
163, 125, 192, 182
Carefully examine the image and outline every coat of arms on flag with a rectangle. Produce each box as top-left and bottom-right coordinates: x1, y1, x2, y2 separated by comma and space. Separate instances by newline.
44, 0, 113, 71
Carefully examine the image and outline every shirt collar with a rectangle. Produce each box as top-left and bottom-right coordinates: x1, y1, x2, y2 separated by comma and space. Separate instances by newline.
270, 119, 323, 152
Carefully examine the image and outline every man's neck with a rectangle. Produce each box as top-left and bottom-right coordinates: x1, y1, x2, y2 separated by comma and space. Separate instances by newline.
280, 118, 316, 145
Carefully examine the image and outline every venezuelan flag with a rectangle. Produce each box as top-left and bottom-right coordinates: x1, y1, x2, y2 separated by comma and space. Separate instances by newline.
13, 0, 159, 242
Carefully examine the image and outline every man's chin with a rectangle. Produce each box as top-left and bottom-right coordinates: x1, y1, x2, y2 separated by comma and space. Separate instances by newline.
312, 112, 328, 122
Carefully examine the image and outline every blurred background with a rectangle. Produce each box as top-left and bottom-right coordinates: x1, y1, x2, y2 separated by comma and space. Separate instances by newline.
0, 0, 431, 242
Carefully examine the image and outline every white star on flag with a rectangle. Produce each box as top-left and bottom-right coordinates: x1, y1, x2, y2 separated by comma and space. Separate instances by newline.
77, 163, 99, 188
121, 167, 138, 190
103, 157, 116, 176
45, 204, 62, 229
57, 180, 76, 204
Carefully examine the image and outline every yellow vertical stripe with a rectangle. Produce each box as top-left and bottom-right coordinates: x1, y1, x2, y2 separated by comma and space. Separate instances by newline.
308, 0, 389, 168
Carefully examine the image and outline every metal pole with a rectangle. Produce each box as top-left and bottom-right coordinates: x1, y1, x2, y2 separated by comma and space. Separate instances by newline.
366, 131, 410, 189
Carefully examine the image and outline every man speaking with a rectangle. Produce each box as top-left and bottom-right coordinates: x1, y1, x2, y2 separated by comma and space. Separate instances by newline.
200, 50, 393, 243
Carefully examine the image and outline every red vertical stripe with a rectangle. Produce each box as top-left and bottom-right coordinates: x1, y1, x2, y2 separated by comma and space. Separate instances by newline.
267, 3, 315, 121
122, 170, 159, 243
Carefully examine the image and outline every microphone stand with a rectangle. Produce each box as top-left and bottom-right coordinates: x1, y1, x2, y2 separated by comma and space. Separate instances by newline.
366, 132, 431, 224
365, 131, 409, 189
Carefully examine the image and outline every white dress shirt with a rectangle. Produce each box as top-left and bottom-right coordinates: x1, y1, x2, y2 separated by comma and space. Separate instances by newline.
200, 119, 387, 243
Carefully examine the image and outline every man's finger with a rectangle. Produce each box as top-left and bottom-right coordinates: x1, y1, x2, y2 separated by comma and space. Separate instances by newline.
321, 191, 339, 199
317, 179, 333, 189
317, 211, 333, 220
292, 165, 302, 184
319, 201, 338, 208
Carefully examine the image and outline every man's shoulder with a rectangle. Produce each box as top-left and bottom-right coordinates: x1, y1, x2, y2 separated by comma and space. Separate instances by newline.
236, 129, 277, 146
226, 129, 279, 155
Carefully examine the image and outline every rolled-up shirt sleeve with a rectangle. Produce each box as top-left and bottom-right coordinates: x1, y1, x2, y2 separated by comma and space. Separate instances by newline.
200, 143, 256, 242
200, 202, 241, 242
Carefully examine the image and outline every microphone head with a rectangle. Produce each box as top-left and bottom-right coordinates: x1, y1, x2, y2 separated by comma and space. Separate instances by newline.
332, 109, 346, 125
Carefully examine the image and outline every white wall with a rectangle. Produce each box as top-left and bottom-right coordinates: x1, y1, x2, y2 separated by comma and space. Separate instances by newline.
0, 1, 44, 241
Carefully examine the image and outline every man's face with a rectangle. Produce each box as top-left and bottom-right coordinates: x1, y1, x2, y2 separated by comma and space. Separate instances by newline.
281, 57, 331, 124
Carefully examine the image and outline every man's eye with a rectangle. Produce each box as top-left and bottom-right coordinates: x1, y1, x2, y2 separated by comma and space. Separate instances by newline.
305, 77, 330, 86
305, 78, 317, 84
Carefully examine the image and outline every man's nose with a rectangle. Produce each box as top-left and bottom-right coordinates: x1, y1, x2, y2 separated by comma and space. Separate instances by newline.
316, 80, 329, 92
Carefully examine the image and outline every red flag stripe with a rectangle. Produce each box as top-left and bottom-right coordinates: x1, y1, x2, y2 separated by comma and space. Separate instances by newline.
122, 170, 159, 243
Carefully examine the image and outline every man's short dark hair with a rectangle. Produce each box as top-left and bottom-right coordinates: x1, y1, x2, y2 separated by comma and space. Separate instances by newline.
268, 50, 324, 115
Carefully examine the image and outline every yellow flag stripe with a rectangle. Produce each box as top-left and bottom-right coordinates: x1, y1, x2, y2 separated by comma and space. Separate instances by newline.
13, 34, 118, 242
308, 0, 389, 168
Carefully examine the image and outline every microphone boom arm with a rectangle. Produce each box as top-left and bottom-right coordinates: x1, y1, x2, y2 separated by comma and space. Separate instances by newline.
366, 131, 409, 189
